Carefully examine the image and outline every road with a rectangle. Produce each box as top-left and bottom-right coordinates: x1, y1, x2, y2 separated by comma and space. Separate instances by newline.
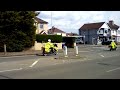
0, 45, 120, 79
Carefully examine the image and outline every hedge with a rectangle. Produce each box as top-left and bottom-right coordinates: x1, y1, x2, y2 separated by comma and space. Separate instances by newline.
36, 34, 62, 43
62, 37, 75, 48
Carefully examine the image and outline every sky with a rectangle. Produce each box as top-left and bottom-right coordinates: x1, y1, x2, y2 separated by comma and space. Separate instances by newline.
38, 11, 120, 34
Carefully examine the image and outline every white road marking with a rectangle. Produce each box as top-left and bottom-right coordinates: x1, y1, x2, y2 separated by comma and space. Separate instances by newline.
100, 55, 104, 57
106, 67, 120, 72
98, 53, 104, 57
0, 62, 7, 64
0, 68, 22, 73
29, 59, 39, 67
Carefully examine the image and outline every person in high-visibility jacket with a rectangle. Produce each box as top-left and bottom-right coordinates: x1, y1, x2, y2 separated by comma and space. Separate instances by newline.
47, 39, 54, 48
44, 42, 51, 53
46, 39, 54, 52
43, 39, 54, 54
110, 40, 117, 49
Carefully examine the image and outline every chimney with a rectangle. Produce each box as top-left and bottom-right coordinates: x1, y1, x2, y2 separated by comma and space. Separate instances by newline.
109, 20, 114, 25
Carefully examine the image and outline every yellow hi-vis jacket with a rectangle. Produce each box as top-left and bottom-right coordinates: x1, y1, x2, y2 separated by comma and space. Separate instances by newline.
45, 42, 51, 52
47, 42, 54, 48
110, 41, 117, 48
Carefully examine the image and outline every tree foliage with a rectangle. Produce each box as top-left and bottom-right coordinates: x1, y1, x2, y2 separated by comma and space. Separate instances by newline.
0, 11, 39, 52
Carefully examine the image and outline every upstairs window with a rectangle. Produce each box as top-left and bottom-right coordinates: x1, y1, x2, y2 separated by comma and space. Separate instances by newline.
100, 28, 104, 30
40, 24, 43, 29
118, 30, 120, 34
113, 30, 116, 34
99, 30, 101, 33
105, 30, 107, 33
98, 29, 103, 34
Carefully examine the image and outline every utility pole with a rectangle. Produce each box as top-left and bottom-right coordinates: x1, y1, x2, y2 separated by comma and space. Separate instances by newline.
4, 44, 7, 55
51, 11, 52, 28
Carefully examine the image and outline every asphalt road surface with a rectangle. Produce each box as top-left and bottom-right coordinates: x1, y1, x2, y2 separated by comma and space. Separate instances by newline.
0, 45, 120, 79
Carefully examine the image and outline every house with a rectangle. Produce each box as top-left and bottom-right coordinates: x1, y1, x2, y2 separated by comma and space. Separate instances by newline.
107, 20, 119, 42
34, 17, 48, 34
79, 20, 120, 44
48, 26, 66, 36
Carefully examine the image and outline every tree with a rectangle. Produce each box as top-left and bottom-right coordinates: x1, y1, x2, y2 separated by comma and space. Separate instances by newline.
0, 11, 39, 52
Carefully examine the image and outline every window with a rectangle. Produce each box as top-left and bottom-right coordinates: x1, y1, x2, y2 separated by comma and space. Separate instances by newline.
105, 30, 107, 33
40, 24, 43, 29
118, 30, 120, 34
113, 38, 115, 40
100, 28, 104, 30
113, 30, 114, 33
98, 29, 103, 34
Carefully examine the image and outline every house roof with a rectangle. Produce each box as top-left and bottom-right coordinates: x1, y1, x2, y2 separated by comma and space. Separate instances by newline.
79, 22, 105, 30
48, 27, 66, 33
34, 17, 48, 24
107, 23, 119, 30
66, 33, 79, 36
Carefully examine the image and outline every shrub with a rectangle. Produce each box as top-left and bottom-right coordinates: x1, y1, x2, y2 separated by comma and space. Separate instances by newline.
7, 42, 24, 52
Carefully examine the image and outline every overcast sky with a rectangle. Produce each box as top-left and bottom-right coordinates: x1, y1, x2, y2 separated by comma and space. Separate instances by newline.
38, 11, 120, 34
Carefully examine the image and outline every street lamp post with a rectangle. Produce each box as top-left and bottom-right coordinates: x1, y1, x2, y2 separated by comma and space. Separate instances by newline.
51, 11, 52, 28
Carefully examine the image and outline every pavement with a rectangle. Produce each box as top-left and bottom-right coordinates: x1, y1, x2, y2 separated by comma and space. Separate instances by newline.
0, 44, 113, 57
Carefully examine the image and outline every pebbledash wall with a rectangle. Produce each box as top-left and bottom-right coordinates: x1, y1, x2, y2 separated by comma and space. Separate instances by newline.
30, 41, 77, 50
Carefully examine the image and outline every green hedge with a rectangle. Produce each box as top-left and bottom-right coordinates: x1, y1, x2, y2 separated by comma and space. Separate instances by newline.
36, 35, 62, 43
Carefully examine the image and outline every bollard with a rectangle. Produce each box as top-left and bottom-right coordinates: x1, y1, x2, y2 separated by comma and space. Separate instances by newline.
4, 44, 7, 55
75, 46, 79, 56
64, 46, 68, 57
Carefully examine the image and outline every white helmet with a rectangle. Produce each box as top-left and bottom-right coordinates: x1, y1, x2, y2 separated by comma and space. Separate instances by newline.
48, 39, 51, 42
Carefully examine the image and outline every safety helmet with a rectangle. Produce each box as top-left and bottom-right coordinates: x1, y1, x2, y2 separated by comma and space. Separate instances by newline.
48, 39, 51, 42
